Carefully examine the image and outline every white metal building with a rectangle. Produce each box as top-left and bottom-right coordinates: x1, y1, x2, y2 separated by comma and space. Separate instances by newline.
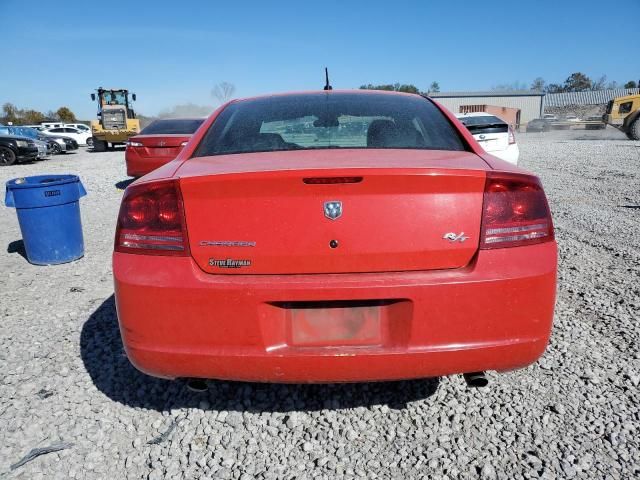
430, 91, 545, 125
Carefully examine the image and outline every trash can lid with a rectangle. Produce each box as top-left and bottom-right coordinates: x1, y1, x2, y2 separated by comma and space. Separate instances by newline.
6, 174, 81, 190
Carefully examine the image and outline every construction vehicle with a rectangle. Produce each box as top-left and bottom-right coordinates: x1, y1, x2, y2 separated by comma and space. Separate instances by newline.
603, 93, 640, 140
89, 88, 140, 151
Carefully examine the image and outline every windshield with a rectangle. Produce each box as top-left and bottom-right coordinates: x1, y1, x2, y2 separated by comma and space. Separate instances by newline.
101, 91, 127, 106
194, 92, 466, 157
141, 119, 204, 135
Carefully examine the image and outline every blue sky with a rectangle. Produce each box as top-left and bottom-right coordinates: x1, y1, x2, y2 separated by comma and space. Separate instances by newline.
1, 0, 638, 119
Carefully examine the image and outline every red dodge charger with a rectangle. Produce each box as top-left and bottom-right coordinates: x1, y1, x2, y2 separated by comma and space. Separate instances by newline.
113, 90, 557, 384
125, 118, 204, 177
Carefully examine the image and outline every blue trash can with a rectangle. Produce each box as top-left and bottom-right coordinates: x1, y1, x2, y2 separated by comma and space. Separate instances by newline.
5, 174, 87, 265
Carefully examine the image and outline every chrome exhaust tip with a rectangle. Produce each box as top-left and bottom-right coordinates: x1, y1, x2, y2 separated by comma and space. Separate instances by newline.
463, 371, 488, 388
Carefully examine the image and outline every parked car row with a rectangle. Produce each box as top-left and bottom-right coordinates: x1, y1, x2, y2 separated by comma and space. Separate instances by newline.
0, 125, 79, 166
40, 126, 92, 146
23, 122, 91, 133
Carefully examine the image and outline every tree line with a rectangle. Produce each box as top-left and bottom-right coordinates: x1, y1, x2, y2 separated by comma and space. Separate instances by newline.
359, 81, 440, 95
360, 73, 639, 96
527, 73, 638, 93
1, 103, 79, 125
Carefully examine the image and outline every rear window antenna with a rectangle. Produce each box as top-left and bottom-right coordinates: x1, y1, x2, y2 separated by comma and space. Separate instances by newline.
324, 67, 333, 91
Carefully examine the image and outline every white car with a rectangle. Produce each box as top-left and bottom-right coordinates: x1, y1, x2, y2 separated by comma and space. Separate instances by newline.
41, 126, 93, 146
40, 122, 64, 129
65, 123, 91, 132
455, 113, 519, 165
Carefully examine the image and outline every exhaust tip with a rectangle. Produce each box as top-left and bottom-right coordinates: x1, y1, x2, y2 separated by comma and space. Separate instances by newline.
186, 379, 208, 392
463, 371, 488, 388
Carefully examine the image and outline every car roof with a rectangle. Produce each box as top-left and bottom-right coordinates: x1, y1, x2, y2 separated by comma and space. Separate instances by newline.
231, 89, 424, 105
0, 134, 31, 139
153, 117, 206, 121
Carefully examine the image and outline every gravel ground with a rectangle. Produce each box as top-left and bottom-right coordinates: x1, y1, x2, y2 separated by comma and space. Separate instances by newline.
1, 131, 639, 479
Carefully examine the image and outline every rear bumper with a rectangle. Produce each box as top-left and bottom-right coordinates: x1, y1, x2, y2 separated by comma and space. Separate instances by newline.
113, 242, 557, 382
490, 144, 519, 165
125, 148, 170, 177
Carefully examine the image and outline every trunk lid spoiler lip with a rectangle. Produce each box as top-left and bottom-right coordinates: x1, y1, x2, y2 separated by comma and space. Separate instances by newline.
173, 149, 493, 180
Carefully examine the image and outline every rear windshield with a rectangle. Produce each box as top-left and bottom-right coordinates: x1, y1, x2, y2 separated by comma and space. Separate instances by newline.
457, 115, 508, 134
194, 93, 466, 156
141, 119, 204, 135
457, 115, 505, 127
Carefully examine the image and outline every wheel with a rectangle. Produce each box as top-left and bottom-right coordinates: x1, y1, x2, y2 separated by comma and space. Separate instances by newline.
50, 143, 61, 155
0, 146, 17, 166
93, 138, 107, 152
86, 137, 94, 147
627, 119, 640, 140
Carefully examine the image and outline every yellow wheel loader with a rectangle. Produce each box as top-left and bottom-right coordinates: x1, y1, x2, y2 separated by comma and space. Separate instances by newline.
603, 93, 640, 140
90, 88, 140, 151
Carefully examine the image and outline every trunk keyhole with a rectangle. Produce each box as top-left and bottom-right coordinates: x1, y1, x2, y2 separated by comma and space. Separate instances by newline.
329, 239, 339, 249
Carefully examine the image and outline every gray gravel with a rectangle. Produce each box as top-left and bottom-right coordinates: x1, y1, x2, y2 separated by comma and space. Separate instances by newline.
1, 132, 639, 479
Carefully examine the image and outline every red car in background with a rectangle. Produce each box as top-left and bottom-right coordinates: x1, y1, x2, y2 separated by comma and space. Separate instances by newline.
125, 118, 204, 177
114, 90, 557, 384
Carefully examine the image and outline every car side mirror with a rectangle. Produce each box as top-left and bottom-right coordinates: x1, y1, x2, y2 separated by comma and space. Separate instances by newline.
91, 93, 96, 101
132, 94, 137, 101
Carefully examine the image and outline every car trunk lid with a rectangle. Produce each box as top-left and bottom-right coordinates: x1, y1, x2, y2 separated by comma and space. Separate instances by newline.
177, 149, 488, 275
130, 134, 191, 158
460, 119, 510, 153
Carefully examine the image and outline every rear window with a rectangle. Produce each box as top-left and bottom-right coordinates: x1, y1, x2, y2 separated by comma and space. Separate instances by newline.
457, 115, 505, 127
141, 119, 204, 135
457, 115, 508, 134
194, 93, 466, 157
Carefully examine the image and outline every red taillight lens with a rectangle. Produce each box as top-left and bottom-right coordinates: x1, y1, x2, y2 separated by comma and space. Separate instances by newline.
115, 180, 189, 256
508, 126, 516, 145
480, 172, 554, 249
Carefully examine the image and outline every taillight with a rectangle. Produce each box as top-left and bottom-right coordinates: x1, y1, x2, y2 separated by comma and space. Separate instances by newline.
115, 180, 189, 256
508, 126, 516, 145
126, 141, 143, 147
480, 172, 554, 249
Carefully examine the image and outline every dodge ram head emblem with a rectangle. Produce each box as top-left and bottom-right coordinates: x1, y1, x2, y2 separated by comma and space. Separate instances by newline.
324, 201, 342, 220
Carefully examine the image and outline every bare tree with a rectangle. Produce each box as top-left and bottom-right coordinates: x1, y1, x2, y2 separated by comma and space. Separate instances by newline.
591, 75, 607, 91
530, 77, 545, 92
212, 82, 236, 105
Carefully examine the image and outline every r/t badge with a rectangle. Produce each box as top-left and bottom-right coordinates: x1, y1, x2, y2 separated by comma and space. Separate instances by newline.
443, 232, 468, 243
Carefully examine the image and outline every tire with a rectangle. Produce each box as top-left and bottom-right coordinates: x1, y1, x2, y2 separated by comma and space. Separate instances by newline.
86, 137, 94, 147
93, 138, 107, 152
627, 119, 640, 141
0, 146, 17, 166
50, 143, 61, 155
